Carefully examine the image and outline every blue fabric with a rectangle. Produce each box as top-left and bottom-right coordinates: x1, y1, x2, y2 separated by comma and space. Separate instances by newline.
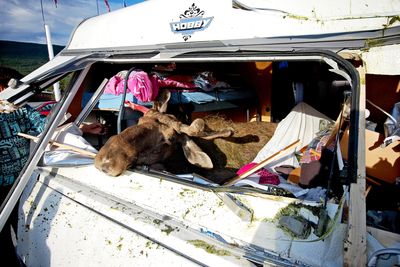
0, 105, 47, 186
84, 89, 255, 109
169, 89, 255, 105
82, 92, 152, 109
169, 91, 215, 104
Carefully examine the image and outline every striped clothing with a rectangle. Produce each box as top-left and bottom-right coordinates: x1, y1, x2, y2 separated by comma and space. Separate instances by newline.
0, 105, 47, 185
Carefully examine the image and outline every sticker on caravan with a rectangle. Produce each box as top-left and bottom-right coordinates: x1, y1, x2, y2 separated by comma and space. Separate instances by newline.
170, 3, 213, 41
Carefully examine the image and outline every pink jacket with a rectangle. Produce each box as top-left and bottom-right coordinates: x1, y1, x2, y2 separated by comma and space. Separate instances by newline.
104, 71, 159, 102
104, 71, 197, 102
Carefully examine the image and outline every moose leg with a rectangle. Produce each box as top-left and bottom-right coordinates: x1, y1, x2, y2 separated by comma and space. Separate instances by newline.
179, 119, 206, 136
156, 116, 206, 135
180, 119, 233, 140
155, 116, 233, 139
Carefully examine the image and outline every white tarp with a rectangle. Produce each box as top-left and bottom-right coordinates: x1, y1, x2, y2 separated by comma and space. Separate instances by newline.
253, 102, 333, 169
40, 123, 98, 166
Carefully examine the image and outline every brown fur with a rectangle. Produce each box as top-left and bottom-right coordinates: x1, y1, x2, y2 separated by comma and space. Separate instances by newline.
95, 91, 232, 176
94, 121, 177, 176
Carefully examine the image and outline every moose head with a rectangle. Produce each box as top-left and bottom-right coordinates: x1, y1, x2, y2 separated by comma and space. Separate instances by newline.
94, 90, 232, 176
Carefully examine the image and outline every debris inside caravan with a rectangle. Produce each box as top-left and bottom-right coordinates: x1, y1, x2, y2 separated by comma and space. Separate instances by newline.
0, 0, 399, 264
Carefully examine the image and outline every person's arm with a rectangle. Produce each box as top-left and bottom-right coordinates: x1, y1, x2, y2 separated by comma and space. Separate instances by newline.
79, 122, 106, 135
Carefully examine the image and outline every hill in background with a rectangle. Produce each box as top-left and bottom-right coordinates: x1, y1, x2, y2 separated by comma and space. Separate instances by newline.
0, 40, 64, 76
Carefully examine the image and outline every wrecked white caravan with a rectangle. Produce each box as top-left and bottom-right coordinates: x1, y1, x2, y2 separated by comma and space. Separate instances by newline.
0, 0, 400, 266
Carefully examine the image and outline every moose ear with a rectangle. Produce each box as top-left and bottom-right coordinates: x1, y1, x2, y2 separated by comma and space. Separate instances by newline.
153, 90, 171, 113
181, 136, 213, 169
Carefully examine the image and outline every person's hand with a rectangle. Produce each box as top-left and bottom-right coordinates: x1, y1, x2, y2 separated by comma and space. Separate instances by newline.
80, 122, 107, 135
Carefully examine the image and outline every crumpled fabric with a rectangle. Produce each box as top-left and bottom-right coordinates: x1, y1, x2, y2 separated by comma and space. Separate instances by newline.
104, 70, 159, 102
158, 76, 197, 89
104, 70, 232, 102
236, 162, 280, 185
193, 71, 230, 91
40, 123, 98, 166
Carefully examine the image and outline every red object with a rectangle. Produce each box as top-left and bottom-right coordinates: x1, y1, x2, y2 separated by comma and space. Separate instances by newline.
236, 162, 258, 175
257, 169, 280, 185
237, 162, 280, 185
35, 101, 57, 116
124, 101, 150, 114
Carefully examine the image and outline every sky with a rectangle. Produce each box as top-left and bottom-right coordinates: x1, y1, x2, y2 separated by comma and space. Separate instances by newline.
0, 0, 143, 46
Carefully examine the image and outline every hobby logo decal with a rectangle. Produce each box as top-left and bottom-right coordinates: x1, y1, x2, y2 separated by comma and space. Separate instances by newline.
170, 3, 213, 41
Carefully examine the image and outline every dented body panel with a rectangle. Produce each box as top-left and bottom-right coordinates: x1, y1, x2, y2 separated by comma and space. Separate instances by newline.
18, 166, 343, 266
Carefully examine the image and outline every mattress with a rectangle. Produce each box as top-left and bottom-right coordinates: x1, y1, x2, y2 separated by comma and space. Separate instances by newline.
83, 89, 256, 110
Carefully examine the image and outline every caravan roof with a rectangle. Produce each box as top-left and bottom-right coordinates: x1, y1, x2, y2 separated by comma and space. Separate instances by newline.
64, 0, 400, 53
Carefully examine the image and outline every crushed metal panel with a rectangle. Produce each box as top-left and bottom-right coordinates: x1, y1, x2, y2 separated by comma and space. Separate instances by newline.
17, 165, 347, 266
18, 180, 205, 266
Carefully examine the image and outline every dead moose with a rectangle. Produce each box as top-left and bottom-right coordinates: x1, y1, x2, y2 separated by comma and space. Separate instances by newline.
95, 90, 277, 182
95, 90, 233, 176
